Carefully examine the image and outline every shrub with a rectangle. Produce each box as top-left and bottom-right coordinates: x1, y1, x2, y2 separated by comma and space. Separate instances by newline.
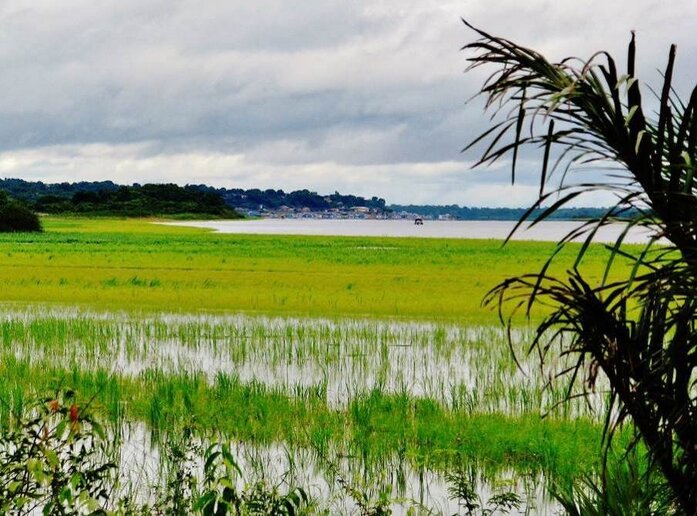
0, 191, 41, 232
0, 390, 312, 514
0, 390, 116, 514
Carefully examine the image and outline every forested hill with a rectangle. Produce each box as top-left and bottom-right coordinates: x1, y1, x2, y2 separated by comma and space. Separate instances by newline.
0, 179, 388, 214
190, 185, 388, 212
0, 179, 241, 218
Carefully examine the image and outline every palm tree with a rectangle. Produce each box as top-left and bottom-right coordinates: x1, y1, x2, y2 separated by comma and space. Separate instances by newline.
462, 21, 697, 513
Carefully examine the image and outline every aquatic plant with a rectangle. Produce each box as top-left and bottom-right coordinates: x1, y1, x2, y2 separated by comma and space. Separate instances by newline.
0, 389, 117, 514
0, 391, 313, 514
552, 449, 677, 515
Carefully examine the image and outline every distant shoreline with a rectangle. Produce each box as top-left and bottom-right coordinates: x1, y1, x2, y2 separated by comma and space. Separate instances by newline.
0, 178, 617, 221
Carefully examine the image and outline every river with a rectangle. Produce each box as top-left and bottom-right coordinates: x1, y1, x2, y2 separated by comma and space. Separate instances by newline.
163, 218, 658, 244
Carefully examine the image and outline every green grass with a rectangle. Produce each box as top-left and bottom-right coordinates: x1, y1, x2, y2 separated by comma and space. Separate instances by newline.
0, 358, 616, 485
0, 309, 603, 417
0, 216, 635, 323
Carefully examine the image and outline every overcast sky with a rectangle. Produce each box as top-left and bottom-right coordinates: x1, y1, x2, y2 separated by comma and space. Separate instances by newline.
0, 0, 694, 206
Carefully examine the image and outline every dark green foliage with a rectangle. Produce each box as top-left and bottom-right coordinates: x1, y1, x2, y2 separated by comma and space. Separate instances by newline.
188, 186, 388, 212
0, 390, 116, 514
464, 20, 697, 513
552, 449, 675, 515
0, 191, 41, 232
131, 428, 312, 514
152, 427, 202, 514
32, 183, 242, 218
0, 178, 388, 214
446, 468, 522, 515
0, 178, 119, 203
0, 391, 312, 514
195, 443, 309, 515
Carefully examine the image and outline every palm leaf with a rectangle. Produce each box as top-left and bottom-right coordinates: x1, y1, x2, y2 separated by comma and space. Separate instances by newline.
464, 20, 697, 512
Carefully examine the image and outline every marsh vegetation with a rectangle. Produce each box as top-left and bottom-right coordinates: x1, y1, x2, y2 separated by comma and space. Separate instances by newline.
0, 218, 643, 513
0, 306, 616, 513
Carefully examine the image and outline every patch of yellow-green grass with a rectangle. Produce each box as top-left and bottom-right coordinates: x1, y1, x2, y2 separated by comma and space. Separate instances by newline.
41, 216, 212, 235
0, 216, 637, 323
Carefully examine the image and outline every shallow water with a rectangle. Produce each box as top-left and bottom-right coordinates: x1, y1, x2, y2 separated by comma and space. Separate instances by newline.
0, 307, 582, 513
112, 421, 559, 515
163, 218, 658, 243
0, 307, 605, 416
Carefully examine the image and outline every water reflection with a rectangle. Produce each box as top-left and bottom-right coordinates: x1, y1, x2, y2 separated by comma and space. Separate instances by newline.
115, 421, 560, 515
0, 307, 606, 416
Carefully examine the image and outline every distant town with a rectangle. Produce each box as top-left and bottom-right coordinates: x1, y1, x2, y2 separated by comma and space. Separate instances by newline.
238, 204, 612, 222
235, 203, 428, 220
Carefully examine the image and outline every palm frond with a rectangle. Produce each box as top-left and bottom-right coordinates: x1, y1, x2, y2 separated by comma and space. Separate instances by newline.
465, 20, 697, 512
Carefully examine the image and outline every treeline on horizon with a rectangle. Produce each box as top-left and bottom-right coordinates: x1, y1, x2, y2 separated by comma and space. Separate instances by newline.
0, 179, 241, 218
192, 185, 388, 212
0, 178, 620, 220
0, 179, 388, 214
389, 204, 626, 221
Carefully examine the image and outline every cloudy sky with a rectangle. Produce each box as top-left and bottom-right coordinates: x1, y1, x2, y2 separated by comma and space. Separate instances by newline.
0, 0, 694, 206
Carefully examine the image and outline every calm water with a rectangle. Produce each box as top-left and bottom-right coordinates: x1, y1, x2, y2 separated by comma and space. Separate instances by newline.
2, 307, 562, 514
164, 218, 657, 244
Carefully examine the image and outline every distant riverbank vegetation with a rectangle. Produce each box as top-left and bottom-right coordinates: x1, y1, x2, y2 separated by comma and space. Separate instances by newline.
389, 204, 628, 221
0, 180, 242, 219
0, 178, 615, 220
0, 178, 386, 216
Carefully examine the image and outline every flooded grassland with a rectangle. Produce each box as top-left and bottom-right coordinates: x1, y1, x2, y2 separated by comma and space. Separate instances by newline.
0, 218, 637, 513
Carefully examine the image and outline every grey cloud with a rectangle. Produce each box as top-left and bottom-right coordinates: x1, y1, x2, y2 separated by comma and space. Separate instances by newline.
0, 0, 694, 204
